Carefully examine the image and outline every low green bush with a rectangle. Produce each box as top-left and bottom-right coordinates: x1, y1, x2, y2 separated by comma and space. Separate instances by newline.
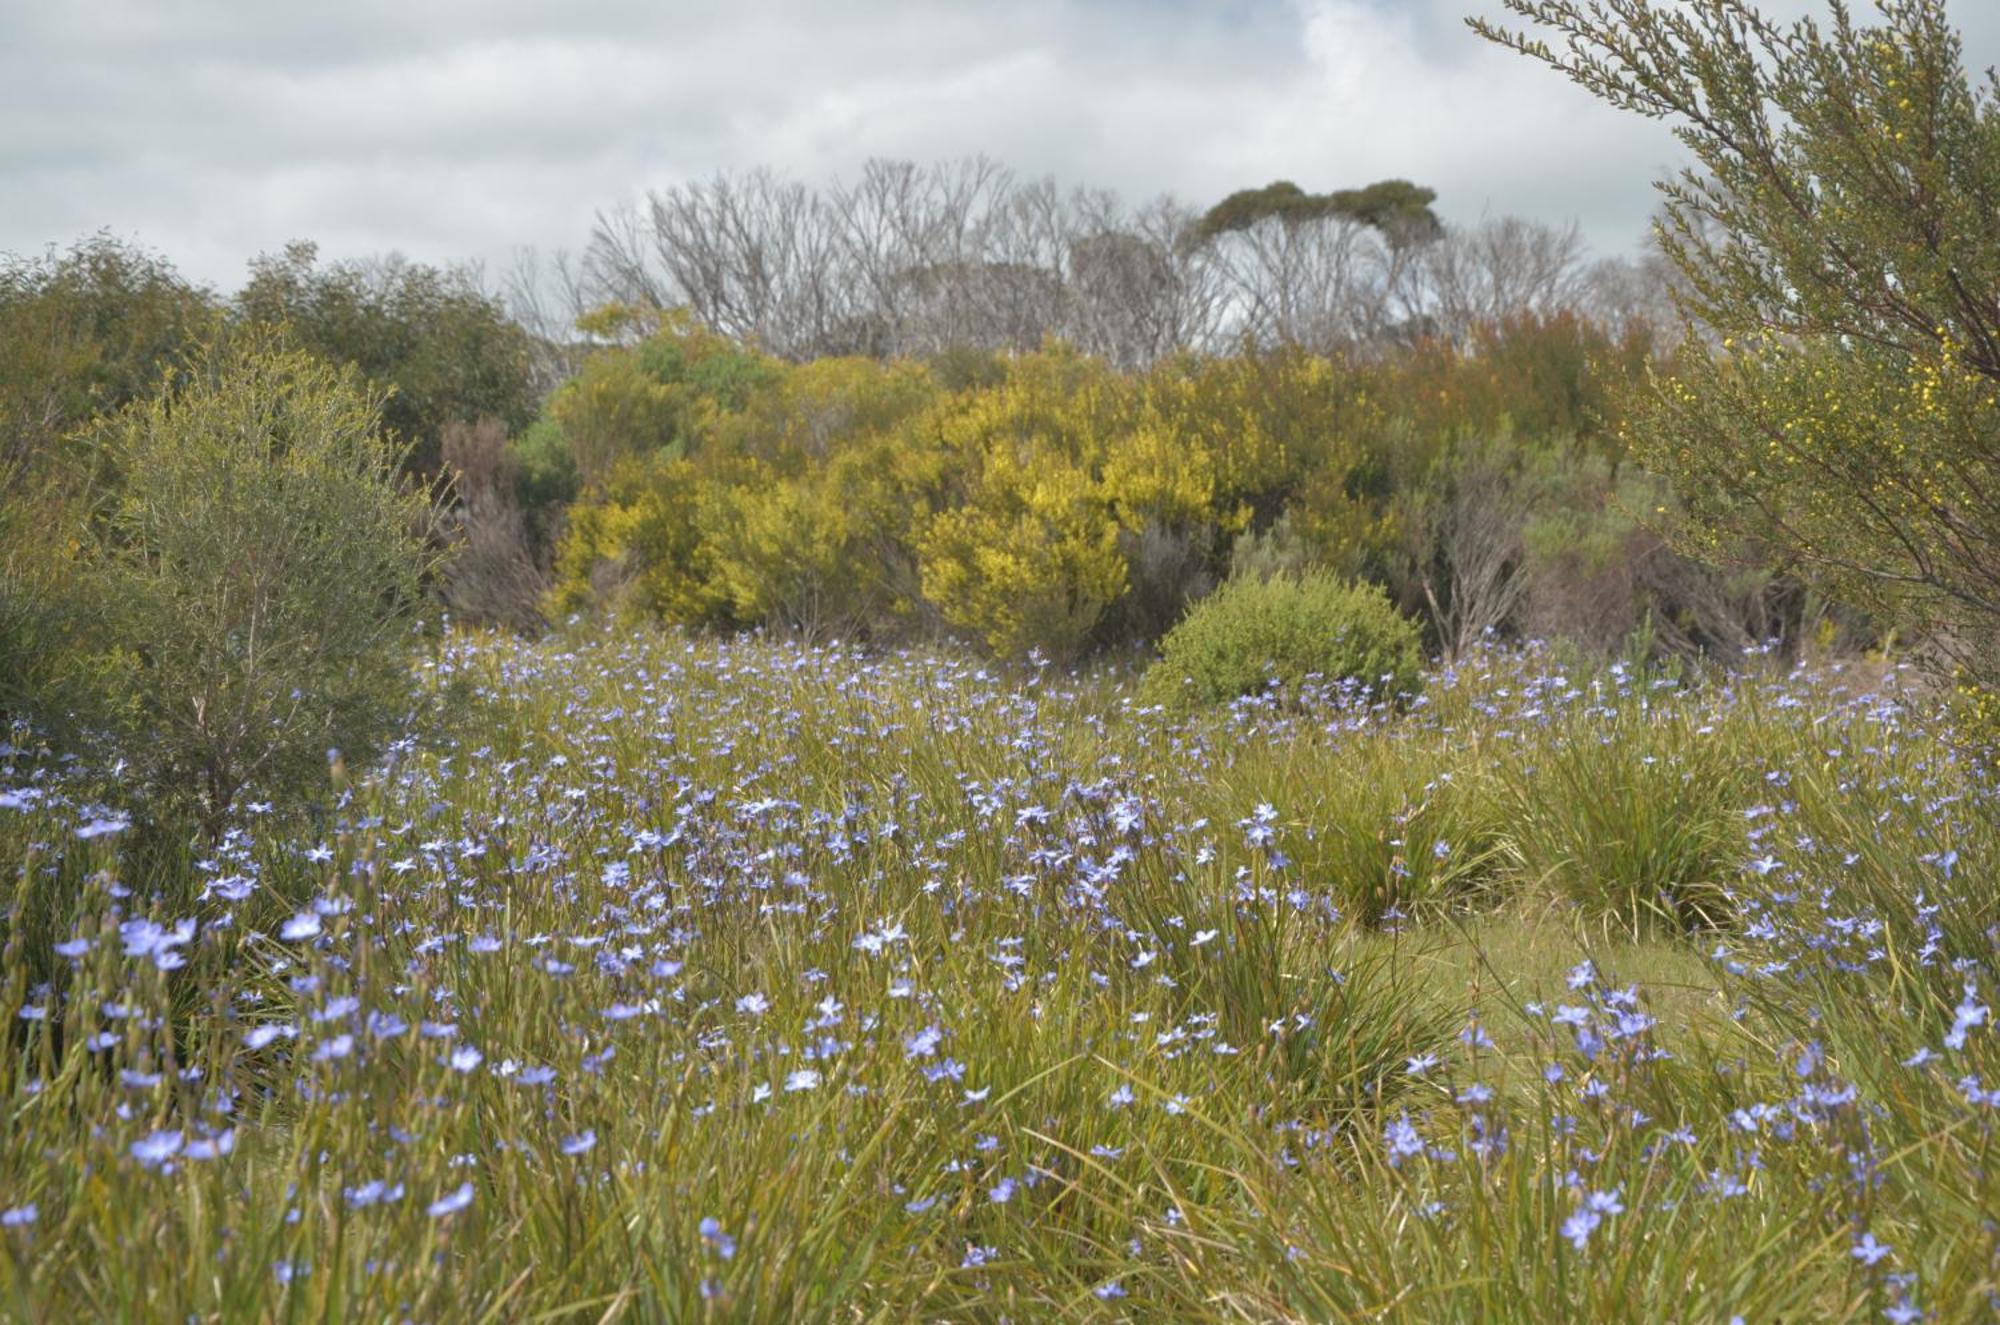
1139, 571, 1423, 712
58, 336, 441, 834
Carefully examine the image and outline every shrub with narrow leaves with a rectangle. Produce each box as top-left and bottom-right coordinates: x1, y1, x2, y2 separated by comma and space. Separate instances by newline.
62, 337, 439, 831
1140, 570, 1422, 712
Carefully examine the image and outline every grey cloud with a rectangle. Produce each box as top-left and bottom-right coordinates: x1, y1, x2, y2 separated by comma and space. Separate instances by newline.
2, 0, 1994, 289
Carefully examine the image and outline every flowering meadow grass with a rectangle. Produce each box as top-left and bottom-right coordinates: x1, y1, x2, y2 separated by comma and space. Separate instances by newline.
0, 631, 1994, 1322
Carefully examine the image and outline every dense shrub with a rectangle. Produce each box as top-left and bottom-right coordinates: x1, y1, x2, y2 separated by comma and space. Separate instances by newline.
547, 308, 781, 486
58, 338, 439, 831
1139, 571, 1422, 712
0, 234, 220, 474
507, 416, 580, 552
236, 241, 537, 475
917, 446, 1128, 658
540, 318, 1825, 665
549, 338, 1406, 656
0, 466, 81, 722
1481, 0, 2000, 698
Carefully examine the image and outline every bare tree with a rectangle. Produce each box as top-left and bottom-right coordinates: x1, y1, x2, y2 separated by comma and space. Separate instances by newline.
593, 159, 1227, 364
1408, 439, 1541, 660
584, 198, 672, 313
1576, 212, 1710, 347
1208, 213, 1402, 352
437, 418, 549, 632
1064, 196, 1224, 367
1412, 217, 1592, 344
504, 246, 595, 395
581, 157, 1673, 367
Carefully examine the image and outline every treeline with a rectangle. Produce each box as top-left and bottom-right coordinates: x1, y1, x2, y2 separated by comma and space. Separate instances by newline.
0, 235, 538, 478
0, 169, 1843, 668
555, 158, 1676, 368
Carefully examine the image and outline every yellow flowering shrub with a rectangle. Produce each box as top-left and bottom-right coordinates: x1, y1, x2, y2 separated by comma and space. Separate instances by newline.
916, 443, 1126, 658
551, 456, 730, 625
541, 319, 1667, 659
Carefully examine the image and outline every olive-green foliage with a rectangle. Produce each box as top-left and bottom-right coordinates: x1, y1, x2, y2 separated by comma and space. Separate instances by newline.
0, 234, 220, 473
237, 241, 536, 475
1190, 178, 1443, 247
62, 338, 440, 830
505, 416, 579, 554
1381, 311, 1651, 446
1476, 0, 2000, 690
0, 234, 537, 484
0, 466, 82, 722
1140, 571, 1423, 712
547, 309, 782, 487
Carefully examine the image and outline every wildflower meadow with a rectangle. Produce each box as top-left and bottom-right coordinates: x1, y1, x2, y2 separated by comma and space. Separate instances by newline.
6, 2, 2000, 1319
1, 631, 1993, 1321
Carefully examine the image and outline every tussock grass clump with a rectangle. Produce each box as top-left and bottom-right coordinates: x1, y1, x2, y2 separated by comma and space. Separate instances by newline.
1170, 728, 1512, 926
1499, 703, 1752, 935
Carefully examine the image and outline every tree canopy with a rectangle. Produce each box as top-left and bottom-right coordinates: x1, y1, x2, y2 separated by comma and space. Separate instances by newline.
1187, 179, 1443, 249
0, 234, 220, 472
238, 241, 537, 472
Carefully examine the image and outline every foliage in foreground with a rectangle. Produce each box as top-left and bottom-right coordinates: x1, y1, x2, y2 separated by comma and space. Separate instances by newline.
1478, 0, 2000, 693
0, 631, 1994, 1321
40, 339, 439, 833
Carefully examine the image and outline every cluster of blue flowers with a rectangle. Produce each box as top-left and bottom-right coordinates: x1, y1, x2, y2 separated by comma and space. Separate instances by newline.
0, 637, 1991, 1318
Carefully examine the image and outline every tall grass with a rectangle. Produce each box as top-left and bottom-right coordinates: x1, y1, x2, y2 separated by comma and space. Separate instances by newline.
0, 634, 1991, 1320
1498, 698, 1751, 936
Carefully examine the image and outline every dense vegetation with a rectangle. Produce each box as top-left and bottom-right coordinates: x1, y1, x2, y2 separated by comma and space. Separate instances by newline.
1, 0, 1998, 1318
530, 313, 1756, 661
0, 634, 1993, 1321
1479, 0, 2000, 696
1137, 572, 1423, 713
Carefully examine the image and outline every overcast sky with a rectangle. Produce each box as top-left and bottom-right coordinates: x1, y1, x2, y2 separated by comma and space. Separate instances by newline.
5, 0, 1998, 292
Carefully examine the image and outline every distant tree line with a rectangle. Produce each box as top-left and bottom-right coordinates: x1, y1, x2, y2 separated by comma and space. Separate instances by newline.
558, 158, 1679, 369
0, 169, 1815, 664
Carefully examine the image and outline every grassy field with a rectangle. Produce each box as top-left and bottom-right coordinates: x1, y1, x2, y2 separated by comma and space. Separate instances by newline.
0, 630, 1994, 1322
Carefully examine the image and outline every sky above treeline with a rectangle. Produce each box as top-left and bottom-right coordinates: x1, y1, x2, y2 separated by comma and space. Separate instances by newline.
6, 0, 1999, 291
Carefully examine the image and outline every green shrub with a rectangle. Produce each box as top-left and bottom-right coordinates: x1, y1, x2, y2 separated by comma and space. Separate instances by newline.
0, 466, 83, 723
62, 337, 440, 833
1139, 571, 1422, 711
509, 416, 579, 536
